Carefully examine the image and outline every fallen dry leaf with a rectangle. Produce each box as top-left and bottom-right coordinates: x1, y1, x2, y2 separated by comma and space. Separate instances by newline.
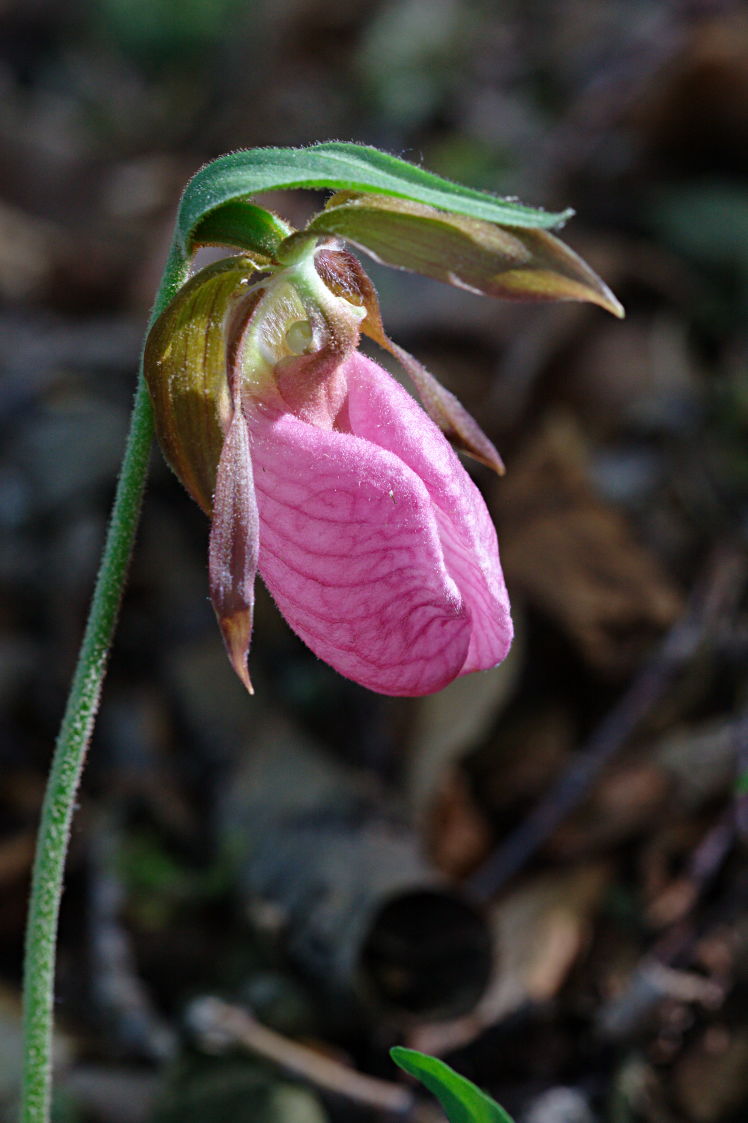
495, 414, 682, 675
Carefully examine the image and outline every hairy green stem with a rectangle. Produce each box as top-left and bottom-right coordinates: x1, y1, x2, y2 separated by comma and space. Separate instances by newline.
20, 240, 190, 1123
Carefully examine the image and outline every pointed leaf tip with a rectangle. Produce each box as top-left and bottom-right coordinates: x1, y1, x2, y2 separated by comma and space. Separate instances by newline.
218, 611, 255, 694
390, 1047, 516, 1123
601, 285, 625, 319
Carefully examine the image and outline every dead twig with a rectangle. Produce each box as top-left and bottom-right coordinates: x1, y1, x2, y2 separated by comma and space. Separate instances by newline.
599, 753, 748, 1042
467, 546, 746, 900
187, 997, 413, 1116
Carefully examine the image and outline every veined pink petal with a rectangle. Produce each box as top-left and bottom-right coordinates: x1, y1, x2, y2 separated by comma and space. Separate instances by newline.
342, 353, 512, 674
246, 353, 512, 695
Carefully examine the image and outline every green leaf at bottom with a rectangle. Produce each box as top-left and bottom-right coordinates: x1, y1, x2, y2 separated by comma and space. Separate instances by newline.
390, 1047, 515, 1123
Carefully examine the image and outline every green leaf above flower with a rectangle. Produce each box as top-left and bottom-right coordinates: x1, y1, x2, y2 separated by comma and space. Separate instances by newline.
177, 141, 574, 254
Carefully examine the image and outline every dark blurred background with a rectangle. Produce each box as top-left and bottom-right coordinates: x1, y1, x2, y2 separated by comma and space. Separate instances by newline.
1, 0, 748, 1120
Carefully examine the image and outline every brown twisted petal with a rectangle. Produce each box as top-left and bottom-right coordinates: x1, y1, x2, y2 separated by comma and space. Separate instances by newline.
315, 250, 505, 475
208, 408, 258, 694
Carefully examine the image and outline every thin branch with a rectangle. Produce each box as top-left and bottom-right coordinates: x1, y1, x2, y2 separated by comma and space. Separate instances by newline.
187, 997, 413, 1116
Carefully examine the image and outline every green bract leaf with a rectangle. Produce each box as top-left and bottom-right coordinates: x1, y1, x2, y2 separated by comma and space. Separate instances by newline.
192, 201, 294, 258
390, 1048, 515, 1123
308, 193, 623, 316
177, 142, 573, 252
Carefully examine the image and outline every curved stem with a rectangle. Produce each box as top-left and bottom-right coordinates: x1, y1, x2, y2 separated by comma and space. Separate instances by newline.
20, 241, 190, 1123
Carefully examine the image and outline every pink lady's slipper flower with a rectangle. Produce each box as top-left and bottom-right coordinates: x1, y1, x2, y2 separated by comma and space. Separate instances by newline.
145, 194, 621, 695
145, 242, 510, 695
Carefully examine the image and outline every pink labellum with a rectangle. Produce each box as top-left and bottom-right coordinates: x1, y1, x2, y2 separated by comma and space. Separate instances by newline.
246, 353, 512, 696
